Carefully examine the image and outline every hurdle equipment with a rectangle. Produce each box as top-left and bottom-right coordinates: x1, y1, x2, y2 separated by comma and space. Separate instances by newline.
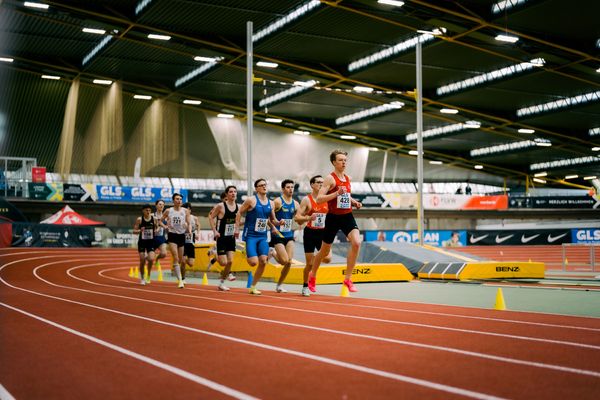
494, 288, 507, 311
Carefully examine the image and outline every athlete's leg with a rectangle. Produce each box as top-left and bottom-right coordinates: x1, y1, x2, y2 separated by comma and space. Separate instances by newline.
345, 229, 361, 280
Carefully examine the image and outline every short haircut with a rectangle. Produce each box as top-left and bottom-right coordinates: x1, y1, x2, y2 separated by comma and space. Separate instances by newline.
225, 185, 237, 194
281, 179, 294, 189
330, 149, 348, 163
309, 175, 322, 185
141, 204, 152, 210
155, 199, 165, 205
172, 192, 182, 200
254, 178, 266, 188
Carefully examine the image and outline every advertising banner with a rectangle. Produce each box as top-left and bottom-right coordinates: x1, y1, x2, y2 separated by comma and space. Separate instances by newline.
362, 193, 508, 210
12, 222, 94, 247
509, 195, 600, 209
571, 229, 600, 244
364, 230, 466, 247
96, 185, 186, 203
63, 183, 98, 201
31, 167, 46, 183
28, 183, 63, 201
187, 189, 225, 204
467, 229, 571, 245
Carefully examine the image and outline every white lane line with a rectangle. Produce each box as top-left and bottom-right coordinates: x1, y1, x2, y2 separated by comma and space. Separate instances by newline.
1, 260, 505, 400
5, 249, 598, 331
92, 265, 600, 350
60, 265, 600, 378
0, 383, 16, 400
0, 302, 259, 400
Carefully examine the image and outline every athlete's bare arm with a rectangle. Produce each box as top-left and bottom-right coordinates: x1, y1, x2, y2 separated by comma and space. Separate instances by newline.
132, 217, 142, 234
316, 174, 340, 204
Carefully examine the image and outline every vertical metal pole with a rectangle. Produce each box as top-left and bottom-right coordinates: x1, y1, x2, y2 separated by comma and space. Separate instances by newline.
416, 41, 424, 246
380, 151, 388, 183
246, 21, 253, 196
392, 155, 398, 183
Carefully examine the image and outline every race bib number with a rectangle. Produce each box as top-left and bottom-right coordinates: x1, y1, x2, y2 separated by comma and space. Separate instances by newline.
141, 229, 153, 240
172, 216, 182, 227
185, 233, 193, 244
280, 219, 292, 232
312, 213, 326, 228
224, 223, 235, 236
254, 218, 268, 232
337, 192, 351, 209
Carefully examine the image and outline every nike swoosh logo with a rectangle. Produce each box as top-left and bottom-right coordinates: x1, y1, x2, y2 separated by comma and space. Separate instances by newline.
495, 234, 514, 243
547, 233, 568, 243
521, 234, 540, 243
470, 234, 488, 244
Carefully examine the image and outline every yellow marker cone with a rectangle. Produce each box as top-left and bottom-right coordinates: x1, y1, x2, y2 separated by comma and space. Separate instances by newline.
494, 288, 507, 311
128, 267, 134, 277
565, 258, 569, 265
340, 284, 350, 297
157, 265, 163, 281
144, 268, 149, 281
134, 267, 140, 278
202, 272, 208, 285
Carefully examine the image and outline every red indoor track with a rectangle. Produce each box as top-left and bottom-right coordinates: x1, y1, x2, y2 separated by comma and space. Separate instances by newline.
1, 248, 599, 399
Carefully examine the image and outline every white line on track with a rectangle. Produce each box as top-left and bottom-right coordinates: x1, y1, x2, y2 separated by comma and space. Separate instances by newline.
16, 259, 600, 378
0, 302, 259, 400
3, 249, 598, 331
0, 383, 16, 400
0, 257, 507, 399
92, 265, 600, 351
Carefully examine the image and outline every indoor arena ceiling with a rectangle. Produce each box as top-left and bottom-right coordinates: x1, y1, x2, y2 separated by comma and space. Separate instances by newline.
1, 0, 600, 188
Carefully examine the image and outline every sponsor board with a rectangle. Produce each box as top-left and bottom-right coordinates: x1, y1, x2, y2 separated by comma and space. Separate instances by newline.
12, 222, 93, 247
28, 183, 63, 201
365, 230, 466, 247
572, 229, 600, 244
509, 195, 600, 209
96, 185, 187, 203
467, 229, 571, 245
63, 183, 97, 201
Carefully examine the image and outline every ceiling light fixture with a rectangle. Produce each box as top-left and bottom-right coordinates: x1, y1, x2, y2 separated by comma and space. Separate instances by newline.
182, 99, 202, 105
41, 75, 60, 80
147, 34, 171, 41
436, 58, 544, 96
293, 130, 310, 136
474, 165, 484, 169
24, 2, 49, 9
82, 28, 106, 35
348, 33, 436, 72
82, 36, 113, 65
408, 150, 420, 155
369, 147, 379, 151
258, 81, 317, 108
377, 0, 405, 6
564, 174, 578, 179
584, 176, 597, 180
530, 155, 600, 171
470, 138, 551, 157
92, 79, 113, 85
495, 34, 519, 43
135, 0, 153, 15
133, 95, 152, 100
429, 160, 443, 165
406, 121, 480, 142
265, 118, 282, 123
534, 172, 547, 177
492, 0, 529, 14
0, 57, 14, 63
217, 113, 234, 119
253, 0, 322, 42
518, 128, 535, 134
592, 147, 600, 151
440, 108, 459, 114
335, 101, 404, 126
194, 56, 222, 62
353, 86, 374, 93
532, 178, 546, 184
340, 135, 357, 140
517, 90, 600, 117
256, 61, 279, 68
596, 67, 600, 73
175, 61, 220, 87
589, 127, 600, 136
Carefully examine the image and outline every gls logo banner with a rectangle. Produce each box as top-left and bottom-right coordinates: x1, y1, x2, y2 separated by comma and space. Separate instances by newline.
573, 229, 600, 243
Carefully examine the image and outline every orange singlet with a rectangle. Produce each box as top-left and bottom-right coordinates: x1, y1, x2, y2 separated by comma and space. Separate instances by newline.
327, 172, 352, 215
306, 194, 328, 229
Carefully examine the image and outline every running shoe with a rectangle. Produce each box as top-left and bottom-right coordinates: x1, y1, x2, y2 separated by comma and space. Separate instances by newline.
218, 283, 230, 291
178, 280, 185, 289
276, 285, 288, 293
227, 273, 236, 281
145, 276, 151, 284
140, 279, 146, 286
308, 275, 316, 293
343, 279, 358, 292
301, 287, 310, 297
248, 287, 262, 295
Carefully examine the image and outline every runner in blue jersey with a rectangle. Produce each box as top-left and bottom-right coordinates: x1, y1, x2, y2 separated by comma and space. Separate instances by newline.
235, 178, 281, 295
270, 179, 303, 293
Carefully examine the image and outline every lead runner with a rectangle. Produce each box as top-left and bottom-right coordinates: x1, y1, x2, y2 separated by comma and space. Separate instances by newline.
308, 149, 362, 293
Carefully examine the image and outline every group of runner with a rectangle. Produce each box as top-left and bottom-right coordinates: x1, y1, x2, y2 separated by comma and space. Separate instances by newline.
134, 149, 363, 296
